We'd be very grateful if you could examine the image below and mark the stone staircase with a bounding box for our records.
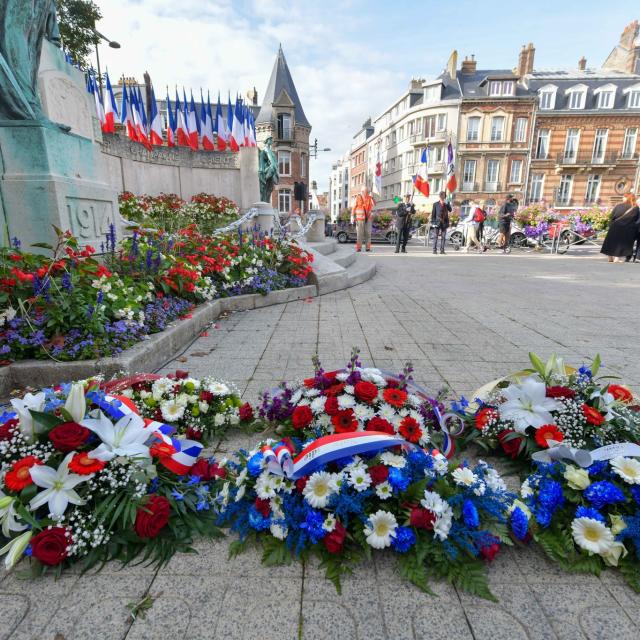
[301,239,377,295]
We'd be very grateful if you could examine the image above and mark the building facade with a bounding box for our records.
[328,154,350,222]
[349,119,374,201]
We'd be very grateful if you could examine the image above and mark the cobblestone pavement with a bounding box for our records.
[4,244,640,639]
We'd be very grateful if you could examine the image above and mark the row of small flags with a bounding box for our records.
[87,71,256,152]
[411,142,457,197]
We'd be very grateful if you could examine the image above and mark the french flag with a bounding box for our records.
[102,73,118,134]
[230,96,243,151]
[166,90,176,147]
[413,147,430,197]
[175,90,189,147]
[89,74,106,131]
[242,104,250,147]
[120,84,138,142]
[214,94,228,151]
[131,88,151,150]
[187,91,199,150]
[248,111,257,147]
[149,86,163,146]
[446,141,457,194]
[200,89,214,151]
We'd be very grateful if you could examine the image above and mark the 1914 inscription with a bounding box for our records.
[66,197,115,241]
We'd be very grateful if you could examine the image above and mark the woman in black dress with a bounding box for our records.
[601,193,640,263]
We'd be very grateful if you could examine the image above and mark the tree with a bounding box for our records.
[56,0,102,67]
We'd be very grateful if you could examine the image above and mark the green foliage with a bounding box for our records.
[397,550,435,595]
[56,0,102,66]
[261,537,292,566]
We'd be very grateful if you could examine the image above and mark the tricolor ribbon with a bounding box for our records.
[532,441,640,468]
[101,373,162,395]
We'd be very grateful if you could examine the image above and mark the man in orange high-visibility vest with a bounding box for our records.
[351,186,375,252]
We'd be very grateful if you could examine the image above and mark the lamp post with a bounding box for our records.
[92,29,120,100]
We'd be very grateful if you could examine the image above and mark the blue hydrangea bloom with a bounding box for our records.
[584,481,626,509]
[391,526,416,553]
[462,499,480,528]
[575,506,605,523]
[248,506,270,531]
[534,507,552,528]
[302,509,326,543]
[247,452,264,477]
[388,467,410,492]
[538,480,565,512]
[511,507,529,540]
[630,486,640,505]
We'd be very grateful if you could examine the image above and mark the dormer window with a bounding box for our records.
[489,80,515,96]
[538,85,557,110]
[624,84,640,108]
[594,84,616,109]
[566,85,588,110]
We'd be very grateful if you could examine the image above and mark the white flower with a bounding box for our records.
[235,485,246,501]
[380,452,406,468]
[184,378,201,389]
[161,399,186,422]
[64,382,87,422]
[214,413,226,426]
[602,541,627,567]
[364,510,397,549]
[303,471,337,508]
[498,377,561,432]
[255,472,277,499]
[571,517,615,555]
[484,467,507,492]
[378,404,397,422]
[336,372,349,382]
[322,513,337,532]
[563,465,591,490]
[433,507,453,541]
[432,454,449,476]
[29,452,91,518]
[610,457,640,485]
[235,469,248,486]
[10,392,46,442]
[360,368,385,386]
[349,468,372,492]
[207,381,230,396]
[421,490,447,515]
[520,480,534,498]
[0,530,32,570]
[0,493,27,537]
[344,385,355,395]
[375,481,392,500]
[270,523,288,540]
[310,396,326,414]
[451,467,478,487]
[81,411,153,462]
[337,394,356,409]
[151,378,174,400]
[354,404,375,422]
[198,401,210,413]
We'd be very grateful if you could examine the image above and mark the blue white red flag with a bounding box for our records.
[149,86,163,146]
[446,141,457,193]
[120,84,138,142]
[166,90,176,147]
[187,91,199,150]
[175,90,189,147]
[200,89,214,151]
[413,147,430,197]
[102,73,118,133]
[89,74,106,131]
[229,96,242,151]
[214,93,228,151]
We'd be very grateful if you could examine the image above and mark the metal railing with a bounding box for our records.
[555,152,618,166]
[276,127,293,141]
[484,182,502,193]
[461,182,478,192]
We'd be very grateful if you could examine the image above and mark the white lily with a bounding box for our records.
[10,392,46,442]
[498,377,561,433]
[0,491,28,537]
[0,530,32,570]
[29,452,91,518]
[81,411,153,462]
[590,389,616,420]
[64,382,87,423]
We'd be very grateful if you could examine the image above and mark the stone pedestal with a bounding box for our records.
[289,215,302,235]
[248,201,277,235]
[238,147,260,209]
[305,211,326,242]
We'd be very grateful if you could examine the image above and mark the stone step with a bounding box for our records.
[345,253,377,288]
[306,238,338,255]
[331,244,357,268]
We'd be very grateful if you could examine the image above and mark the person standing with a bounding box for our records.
[463,202,484,252]
[431,191,451,254]
[601,192,640,263]
[351,186,375,252]
[394,194,415,253]
[497,194,516,253]
[476,199,487,243]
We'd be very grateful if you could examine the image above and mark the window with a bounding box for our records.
[509,159,523,184]
[585,175,601,203]
[567,89,586,110]
[436,113,447,131]
[390,157,396,171]
[277,151,291,176]
[557,175,573,205]
[424,85,440,102]
[397,154,403,169]
[539,91,555,110]
[461,200,471,216]
[277,113,292,140]
[514,118,528,142]
[408,121,414,135]
[278,189,291,213]
[399,126,404,139]
[384,160,389,173]
[382,186,388,199]
[425,116,437,138]
[300,153,307,178]
[535,129,550,159]
[415,118,423,134]
[502,81,514,96]
[596,91,614,109]
[628,90,640,108]
[563,128,580,161]
[462,160,476,190]
[529,173,544,201]
[435,146,444,163]
[592,128,608,163]
[466,116,480,141]
[622,128,638,158]
[430,177,442,193]
[489,81,502,96]
[490,116,505,141]
[405,151,413,167]
[485,160,499,190]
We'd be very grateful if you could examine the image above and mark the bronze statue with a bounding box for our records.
[0,0,60,120]
[258,136,279,203]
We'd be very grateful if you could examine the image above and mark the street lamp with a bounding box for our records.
[92,29,121,99]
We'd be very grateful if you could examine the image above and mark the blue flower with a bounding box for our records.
[462,499,480,528]
[534,507,552,528]
[538,479,565,512]
[196,500,210,511]
[575,506,605,523]
[301,509,326,543]
[391,526,416,553]
[584,481,625,509]
[511,507,529,539]
[247,452,264,477]
[147,477,160,493]
[171,489,184,501]
[388,467,410,492]
[630,486,640,505]
[248,506,270,530]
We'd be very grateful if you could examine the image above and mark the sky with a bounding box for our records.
[94,0,637,191]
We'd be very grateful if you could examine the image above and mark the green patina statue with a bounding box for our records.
[258,136,279,203]
[0,0,60,120]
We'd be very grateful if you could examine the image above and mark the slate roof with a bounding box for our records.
[256,45,311,127]
[456,69,530,98]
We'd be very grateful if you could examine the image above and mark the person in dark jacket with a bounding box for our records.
[497,194,516,253]
[601,192,640,262]
[431,191,451,254]
[394,194,415,253]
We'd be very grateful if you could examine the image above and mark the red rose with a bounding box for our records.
[365,416,395,435]
[30,527,70,566]
[295,477,308,493]
[409,507,436,530]
[324,397,340,416]
[368,464,389,485]
[239,402,254,421]
[331,409,358,433]
[325,383,346,397]
[0,418,18,441]
[323,521,347,554]
[534,424,564,449]
[291,405,313,430]
[303,378,317,388]
[354,381,378,404]
[608,384,634,404]
[546,386,576,399]
[498,429,523,459]
[474,407,498,430]
[190,459,210,479]
[48,422,90,452]
[399,416,422,443]
[480,543,500,562]
[255,497,271,517]
[186,427,203,441]
[209,462,227,479]
[175,369,189,379]
[383,388,408,408]
[582,404,605,426]
[134,494,171,539]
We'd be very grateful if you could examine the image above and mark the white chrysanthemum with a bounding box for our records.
[364,510,397,549]
[571,517,615,555]
[161,399,186,422]
[432,454,449,476]
[323,513,337,532]
[317,414,331,428]
[344,385,355,395]
[305,388,321,398]
[184,378,201,389]
[198,401,210,413]
[152,378,174,400]
[380,452,406,468]
[408,410,424,425]
[344,456,366,473]
[207,381,230,396]
[378,404,397,422]
[407,394,421,407]
[421,490,447,515]
[332,472,345,492]
[270,523,288,540]
[433,506,453,541]
[360,368,385,386]
[303,472,337,508]
[520,480,533,498]
[338,394,356,409]
[175,393,190,407]
[354,404,375,422]
[255,472,277,499]
[336,372,349,382]
[452,467,478,487]
[214,413,226,426]
[290,389,303,404]
[610,457,640,485]
[418,430,431,447]
[310,396,326,414]
[375,481,393,500]
[349,468,372,492]
[485,468,507,492]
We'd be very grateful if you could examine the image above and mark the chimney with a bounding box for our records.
[517,45,527,76]
[524,43,535,74]
[578,56,587,70]
[445,50,458,78]
[461,54,477,74]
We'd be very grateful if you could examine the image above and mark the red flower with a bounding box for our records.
[399,416,422,443]
[365,416,395,435]
[323,520,347,554]
[474,407,499,430]
[134,494,171,539]
[303,378,317,388]
[534,424,564,449]
[331,409,358,433]
[582,404,605,426]
[295,477,308,493]
[383,388,408,408]
[190,459,210,479]
[325,383,346,397]
[324,397,340,416]
[480,542,500,562]
[354,381,378,404]
[0,418,18,441]
[48,422,90,452]
[4,456,43,492]
[409,507,436,530]
[546,386,576,399]
[291,405,313,430]
[30,527,70,566]
[239,403,254,421]
[497,429,523,459]
[368,464,389,485]
[185,427,203,441]
[68,452,106,475]
[254,497,271,517]
[199,390,215,403]
[608,384,634,404]
[150,442,177,461]
[175,369,189,379]
[208,462,227,479]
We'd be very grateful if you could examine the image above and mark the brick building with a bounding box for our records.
[349,119,374,202]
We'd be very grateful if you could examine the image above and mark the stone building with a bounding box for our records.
[255,46,311,214]
[349,118,374,202]
[328,153,350,222]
